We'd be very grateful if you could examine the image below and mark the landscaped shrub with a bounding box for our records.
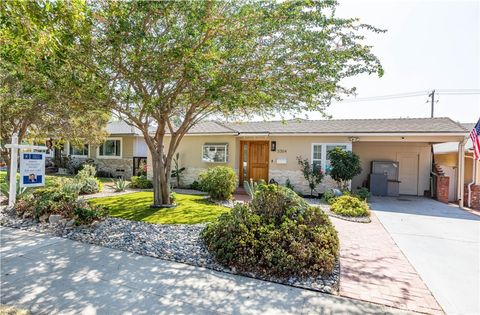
[190,180,202,191]
[79,178,102,195]
[243,179,265,198]
[355,187,371,201]
[129,175,153,189]
[198,166,237,200]
[202,184,339,278]
[330,195,370,217]
[15,186,108,225]
[297,156,324,197]
[74,203,108,225]
[73,164,102,194]
[322,190,337,204]
[328,148,362,190]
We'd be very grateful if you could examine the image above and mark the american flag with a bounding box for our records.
[470,118,480,160]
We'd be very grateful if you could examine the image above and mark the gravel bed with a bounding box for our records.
[304,198,371,223]
[0,208,339,294]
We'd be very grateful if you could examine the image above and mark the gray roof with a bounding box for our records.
[187,117,466,135]
[106,120,141,135]
[187,121,237,134]
[109,117,467,136]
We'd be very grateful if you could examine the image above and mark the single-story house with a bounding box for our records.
[146,117,469,203]
[62,120,148,178]
[433,123,479,207]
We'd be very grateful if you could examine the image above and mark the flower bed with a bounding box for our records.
[305,198,372,223]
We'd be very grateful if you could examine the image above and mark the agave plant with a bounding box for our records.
[113,178,127,192]
[243,179,265,198]
[0,180,30,200]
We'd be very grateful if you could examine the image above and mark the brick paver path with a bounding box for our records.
[332,213,444,314]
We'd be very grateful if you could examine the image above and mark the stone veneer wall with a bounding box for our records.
[269,169,339,196]
[172,167,240,188]
[69,157,133,179]
[95,158,133,179]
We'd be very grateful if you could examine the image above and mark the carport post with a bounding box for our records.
[458,139,466,208]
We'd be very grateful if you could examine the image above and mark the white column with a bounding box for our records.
[8,133,18,208]
[458,140,466,208]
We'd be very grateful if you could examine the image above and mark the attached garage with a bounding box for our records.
[352,142,432,196]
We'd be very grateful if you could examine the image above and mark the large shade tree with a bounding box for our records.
[79,0,384,206]
[0,0,109,179]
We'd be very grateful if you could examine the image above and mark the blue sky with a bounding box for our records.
[286,0,480,123]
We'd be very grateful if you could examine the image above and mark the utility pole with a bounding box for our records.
[428,89,435,118]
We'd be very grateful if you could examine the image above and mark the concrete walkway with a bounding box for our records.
[0,227,407,315]
[371,197,480,315]
[332,215,443,315]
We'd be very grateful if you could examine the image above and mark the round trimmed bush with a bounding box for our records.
[330,195,370,217]
[202,184,339,277]
[199,166,237,200]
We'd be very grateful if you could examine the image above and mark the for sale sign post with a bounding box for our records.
[20,152,45,187]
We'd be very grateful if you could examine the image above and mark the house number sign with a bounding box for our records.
[277,149,287,153]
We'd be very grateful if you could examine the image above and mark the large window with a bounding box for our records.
[98,138,122,158]
[311,143,351,174]
[69,143,89,157]
[202,143,228,163]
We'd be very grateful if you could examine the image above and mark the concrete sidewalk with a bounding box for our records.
[1,226,408,315]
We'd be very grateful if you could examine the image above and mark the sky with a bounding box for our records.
[278,0,480,123]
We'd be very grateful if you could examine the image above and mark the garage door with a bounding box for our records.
[397,153,419,195]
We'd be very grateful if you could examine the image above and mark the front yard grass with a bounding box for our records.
[89,192,230,224]
[0,171,113,187]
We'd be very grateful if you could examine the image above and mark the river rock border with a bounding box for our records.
[0,208,340,295]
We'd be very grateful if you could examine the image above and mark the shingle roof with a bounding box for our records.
[106,120,141,135]
[111,117,467,136]
[186,117,466,135]
[187,121,237,134]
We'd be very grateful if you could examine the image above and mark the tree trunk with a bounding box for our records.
[150,150,171,207]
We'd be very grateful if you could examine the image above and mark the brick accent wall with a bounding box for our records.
[436,176,449,203]
[464,184,480,210]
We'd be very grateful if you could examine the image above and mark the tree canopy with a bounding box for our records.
[0,0,109,170]
[2,0,384,206]
[77,0,384,205]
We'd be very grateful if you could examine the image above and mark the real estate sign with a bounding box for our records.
[19,152,45,187]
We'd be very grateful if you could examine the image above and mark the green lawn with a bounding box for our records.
[89,192,230,224]
[0,171,113,187]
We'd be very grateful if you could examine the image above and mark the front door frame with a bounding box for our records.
[239,140,270,185]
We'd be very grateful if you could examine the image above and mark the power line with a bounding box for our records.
[335,89,480,103]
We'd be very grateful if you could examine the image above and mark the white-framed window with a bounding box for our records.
[202,143,228,163]
[98,138,122,158]
[68,143,89,158]
[311,143,352,174]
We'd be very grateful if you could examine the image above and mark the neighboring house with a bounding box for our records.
[146,117,467,200]
[66,120,148,178]
[434,123,479,205]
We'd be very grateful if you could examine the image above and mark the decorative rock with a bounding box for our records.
[0,208,340,295]
[48,214,63,224]
[39,214,49,223]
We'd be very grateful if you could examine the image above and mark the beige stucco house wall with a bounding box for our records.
[147,134,464,197]
[145,118,467,198]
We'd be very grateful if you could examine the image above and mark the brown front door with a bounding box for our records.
[240,141,269,184]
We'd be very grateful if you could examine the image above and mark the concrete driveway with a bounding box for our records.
[371,197,480,315]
